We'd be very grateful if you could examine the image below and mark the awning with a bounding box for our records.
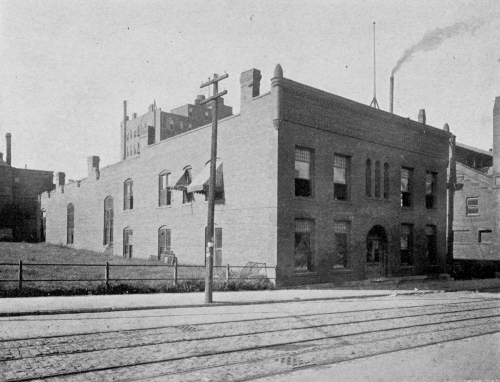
[169,169,192,190]
[166,170,185,190]
[187,159,223,194]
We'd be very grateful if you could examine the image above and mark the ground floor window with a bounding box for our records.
[400,224,413,266]
[123,228,133,259]
[295,219,314,271]
[333,221,349,268]
[425,225,437,265]
[158,227,171,256]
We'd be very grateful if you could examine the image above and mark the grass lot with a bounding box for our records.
[0,242,272,296]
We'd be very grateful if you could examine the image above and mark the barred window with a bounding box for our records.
[295,147,312,197]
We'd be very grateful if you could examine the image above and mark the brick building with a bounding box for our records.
[41,65,450,285]
[451,97,500,265]
[0,133,54,241]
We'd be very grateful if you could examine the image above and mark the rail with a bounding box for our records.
[0,260,276,290]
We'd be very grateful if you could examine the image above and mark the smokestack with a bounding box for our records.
[5,133,11,166]
[418,109,426,124]
[390,76,394,114]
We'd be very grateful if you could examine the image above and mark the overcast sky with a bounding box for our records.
[0,0,498,180]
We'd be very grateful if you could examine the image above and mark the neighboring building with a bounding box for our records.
[452,97,500,264]
[0,133,54,241]
[41,65,450,285]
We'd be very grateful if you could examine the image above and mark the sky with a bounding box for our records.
[0,0,499,180]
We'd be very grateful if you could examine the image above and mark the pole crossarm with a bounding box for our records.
[200,90,228,105]
[200,73,229,88]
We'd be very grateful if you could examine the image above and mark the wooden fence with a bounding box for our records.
[0,260,275,290]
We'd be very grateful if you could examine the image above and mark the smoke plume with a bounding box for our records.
[391,17,485,75]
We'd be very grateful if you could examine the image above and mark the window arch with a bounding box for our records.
[374,161,381,198]
[365,159,372,197]
[123,227,133,258]
[103,196,114,245]
[383,163,389,199]
[67,203,74,244]
[124,179,133,210]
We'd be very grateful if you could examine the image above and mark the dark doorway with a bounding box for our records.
[366,225,388,278]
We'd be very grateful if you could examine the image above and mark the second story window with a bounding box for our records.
[159,172,172,207]
[425,172,437,209]
[124,179,133,210]
[466,197,479,215]
[334,154,348,201]
[295,147,312,197]
[383,163,389,199]
[375,161,381,198]
[401,167,412,207]
[365,159,372,197]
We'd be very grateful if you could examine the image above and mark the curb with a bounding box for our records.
[0,290,439,317]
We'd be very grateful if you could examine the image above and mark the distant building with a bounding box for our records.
[451,97,500,264]
[0,133,54,241]
[41,65,450,285]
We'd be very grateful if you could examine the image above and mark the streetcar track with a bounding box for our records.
[1,302,499,361]
[5,314,500,382]
[0,298,495,343]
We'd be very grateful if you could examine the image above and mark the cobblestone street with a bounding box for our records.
[1,292,499,381]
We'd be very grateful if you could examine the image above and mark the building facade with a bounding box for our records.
[0,133,54,241]
[41,65,450,285]
[452,97,500,267]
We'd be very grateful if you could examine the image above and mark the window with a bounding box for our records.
[66,203,74,244]
[478,229,493,243]
[188,107,193,117]
[401,167,412,207]
[295,219,314,271]
[334,154,348,201]
[295,147,312,197]
[383,163,389,199]
[124,179,133,210]
[158,227,171,256]
[180,121,184,130]
[466,197,479,215]
[375,161,381,198]
[103,196,114,245]
[333,221,349,268]
[159,172,172,206]
[123,227,133,259]
[425,225,437,265]
[425,172,437,209]
[365,159,372,197]
[400,224,413,266]
[169,118,174,130]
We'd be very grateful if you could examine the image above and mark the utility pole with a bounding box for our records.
[200,72,228,303]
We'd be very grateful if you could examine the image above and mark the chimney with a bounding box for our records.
[418,109,426,124]
[195,95,205,105]
[390,76,394,114]
[240,68,262,107]
[55,172,65,188]
[5,133,11,166]
[87,156,100,180]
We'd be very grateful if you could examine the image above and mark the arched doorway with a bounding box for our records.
[366,225,388,279]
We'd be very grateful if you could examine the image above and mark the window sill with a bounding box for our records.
[294,270,318,276]
[157,205,172,209]
[123,209,134,213]
[294,196,315,201]
[331,268,353,273]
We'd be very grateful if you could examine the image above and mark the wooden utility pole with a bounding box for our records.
[200,72,228,303]
[447,133,456,268]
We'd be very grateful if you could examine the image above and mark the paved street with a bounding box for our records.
[1,291,499,381]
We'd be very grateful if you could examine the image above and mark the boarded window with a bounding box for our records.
[295,148,312,197]
[67,203,74,245]
[334,154,348,201]
[295,219,314,271]
[103,196,114,245]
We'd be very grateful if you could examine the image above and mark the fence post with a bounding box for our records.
[105,262,109,291]
[226,263,230,281]
[173,258,178,287]
[18,260,23,291]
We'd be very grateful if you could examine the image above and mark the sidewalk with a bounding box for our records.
[0,288,440,317]
[1,277,499,317]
